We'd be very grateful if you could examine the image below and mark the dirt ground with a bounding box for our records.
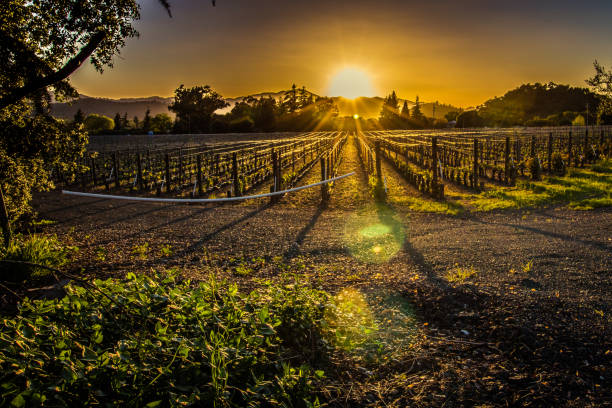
[31,136,612,406]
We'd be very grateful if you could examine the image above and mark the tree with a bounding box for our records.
[0,0,199,245]
[113,112,122,130]
[168,85,228,133]
[133,116,140,130]
[411,95,425,122]
[150,113,173,134]
[379,91,400,129]
[74,109,85,124]
[283,84,299,113]
[142,109,152,132]
[445,111,460,122]
[400,100,410,118]
[84,114,115,134]
[586,60,612,123]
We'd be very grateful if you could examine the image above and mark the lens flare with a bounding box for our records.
[344,205,405,264]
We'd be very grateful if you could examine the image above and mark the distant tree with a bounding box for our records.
[113,113,122,130]
[150,113,173,133]
[586,60,612,123]
[378,91,400,128]
[252,97,277,132]
[411,95,425,122]
[122,112,129,129]
[456,110,484,128]
[84,114,115,134]
[73,109,85,124]
[445,111,460,122]
[168,84,228,133]
[478,82,600,127]
[400,100,410,118]
[283,84,299,113]
[133,116,140,129]
[142,108,152,132]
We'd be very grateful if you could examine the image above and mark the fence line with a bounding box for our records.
[62,172,355,203]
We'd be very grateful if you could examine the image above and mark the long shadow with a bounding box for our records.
[168,203,272,260]
[93,203,176,229]
[283,205,325,261]
[39,197,109,215]
[56,201,134,224]
[470,216,612,253]
[92,204,218,246]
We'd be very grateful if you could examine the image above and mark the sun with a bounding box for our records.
[327,67,376,99]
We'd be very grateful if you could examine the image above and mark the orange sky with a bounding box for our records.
[70,0,612,108]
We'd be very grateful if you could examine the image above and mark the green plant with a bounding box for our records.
[368,175,386,202]
[131,242,149,260]
[95,246,107,262]
[527,157,542,180]
[552,152,566,175]
[0,272,327,407]
[0,234,75,282]
[159,244,173,257]
[445,266,477,283]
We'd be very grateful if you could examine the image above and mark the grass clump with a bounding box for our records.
[0,234,75,283]
[470,159,612,211]
[0,272,329,407]
[445,266,477,283]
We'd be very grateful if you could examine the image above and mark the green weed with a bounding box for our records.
[0,234,76,282]
[445,266,477,283]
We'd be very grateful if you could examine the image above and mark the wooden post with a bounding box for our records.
[178,154,183,188]
[0,185,11,248]
[473,138,479,189]
[375,140,382,182]
[112,152,120,189]
[137,153,144,191]
[547,132,553,173]
[165,153,171,192]
[504,136,510,184]
[582,128,589,161]
[431,137,438,185]
[567,131,572,167]
[232,152,240,196]
[90,155,97,187]
[584,128,589,162]
[320,157,329,203]
[196,154,203,195]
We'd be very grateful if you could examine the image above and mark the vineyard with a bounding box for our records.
[22,126,612,407]
[60,126,612,210]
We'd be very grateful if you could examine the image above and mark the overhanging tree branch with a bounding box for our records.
[0,30,106,110]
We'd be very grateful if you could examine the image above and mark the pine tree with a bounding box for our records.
[133,116,140,129]
[122,112,128,128]
[113,112,122,130]
[283,84,298,113]
[73,108,85,124]
[411,95,424,121]
[400,100,410,118]
[142,108,151,132]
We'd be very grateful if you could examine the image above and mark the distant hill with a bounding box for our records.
[51,92,460,121]
[50,95,174,120]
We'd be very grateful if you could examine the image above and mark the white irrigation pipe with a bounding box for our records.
[62,172,356,203]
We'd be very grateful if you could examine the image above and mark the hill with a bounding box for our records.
[50,95,173,120]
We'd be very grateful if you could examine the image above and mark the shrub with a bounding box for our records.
[0,234,74,283]
[0,272,327,407]
[527,157,542,180]
[552,152,566,175]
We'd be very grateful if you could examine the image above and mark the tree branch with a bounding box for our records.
[0,30,106,110]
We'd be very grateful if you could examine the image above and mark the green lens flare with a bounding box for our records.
[344,205,405,264]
